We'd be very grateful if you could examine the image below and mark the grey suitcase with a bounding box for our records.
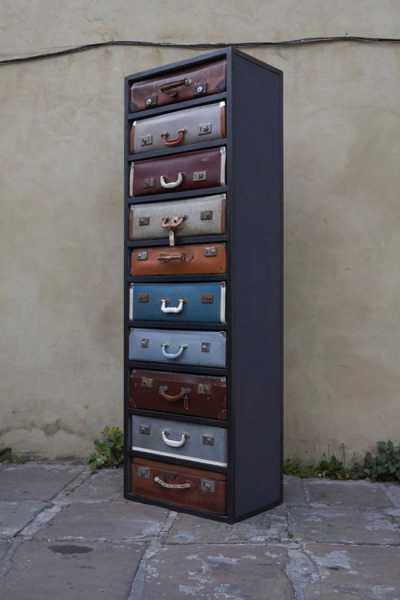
[129,194,226,242]
[131,415,228,467]
[131,101,226,154]
[129,328,226,367]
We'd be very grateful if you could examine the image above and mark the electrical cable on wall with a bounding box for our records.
[0,36,400,66]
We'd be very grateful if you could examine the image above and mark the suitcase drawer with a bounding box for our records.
[131,416,227,467]
[129,282,226,324]
[129,147,226,197]
[129,328,226,368]
[130,101,226,154]
[132,458,227,514]
[130,243,226,276]
[129,369,227,420]
[129,194,226,242]
[129,59,226,112]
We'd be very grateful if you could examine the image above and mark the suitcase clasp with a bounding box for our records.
[139,424,151,435]
[200,479,215,493]
[198,122,212,136]
[137,466,150,479]
[204,246,217,257]
[193,170,207,182]
[202,434,215,446]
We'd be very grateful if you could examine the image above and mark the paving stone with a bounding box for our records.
[305,479,392,509]
[0,541,10,562]
[65,468,123,503]
[0,464,84,501]
[304,543,400,600]
[284,475,308,504]
[0,501,46,538]
[35,500,168,542]
[133,543,293,600]
[0,539,144,600]
[167,509,287,544]
[384,483,400,508]
[289,505,400,544]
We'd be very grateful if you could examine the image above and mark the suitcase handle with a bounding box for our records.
[154,475,191,489]
[160,298,184,314]
[159,386,190,402]
[161,128,186,146]
[161,430,188,448]
[159,78,191,96]
[160,173,183,189]
[157,252,186,263]
[161,215,186,231]
[161,343,187,360]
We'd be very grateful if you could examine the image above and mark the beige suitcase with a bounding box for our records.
[129,194,226,243]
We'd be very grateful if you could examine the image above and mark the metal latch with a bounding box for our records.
[138,293,150,303]
[138,216,150,226]
[198,122,212,136]
[137,250,148,261]
[140,338,149,348]
[141,134,153,146]
[139,424,151,435]
[194,83,207,96]
[137,466,150,479]
[204,246,217,257]
[200,479,215,493]
[197,383,211,395]
[143,177,155,189]
[201,342,210,353]
[193,170,207,182]
[200,210,213,221]
[202,434,215,446]
[140,376,153,388]
[201,294,214,304]
[145,95,157,107]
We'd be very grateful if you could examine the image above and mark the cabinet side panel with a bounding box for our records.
[230,53,283,517]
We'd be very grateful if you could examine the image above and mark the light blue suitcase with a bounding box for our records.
[129,328,226,367]
[131,415,227,467]
[129,282,226,324]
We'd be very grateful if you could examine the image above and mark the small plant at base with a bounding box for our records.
[362,441,400,482]
[88,426,123,471]
[285,441,400,483]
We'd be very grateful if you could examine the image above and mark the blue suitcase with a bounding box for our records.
[129,328,226,367]
[129,282,226,324]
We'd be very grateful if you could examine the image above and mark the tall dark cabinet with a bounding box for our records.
[124,48,283,522]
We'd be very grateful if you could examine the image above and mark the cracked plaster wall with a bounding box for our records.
[0,1,400,458]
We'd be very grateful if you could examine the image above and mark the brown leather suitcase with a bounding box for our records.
[129,59,226,112]
[129,147,226,197]
[129,369,227,419]
[132,457,227,514]
[130,243,227,276]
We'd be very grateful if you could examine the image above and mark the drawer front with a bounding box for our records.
[129,369,227,420]
[129,194,226,241]
[131,416,227,466]
[130,59,226,112]
[129,328,226,368]
[129,147,225,197]
[129,282,226,324]
[132,458,227,514]
[131,102,226,154]
[130,243,226,276]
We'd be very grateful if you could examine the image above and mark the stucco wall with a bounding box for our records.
[0,1,399,460]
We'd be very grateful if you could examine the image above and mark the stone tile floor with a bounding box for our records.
[1,463,400,598]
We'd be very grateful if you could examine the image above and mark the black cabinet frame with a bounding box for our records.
[124,48,283,523]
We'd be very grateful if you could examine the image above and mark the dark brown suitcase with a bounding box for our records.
[130,242,227,276]
[130,59,226,112]
[129,369,227,419]
[132,457,227,514]
[129,147,226,197]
